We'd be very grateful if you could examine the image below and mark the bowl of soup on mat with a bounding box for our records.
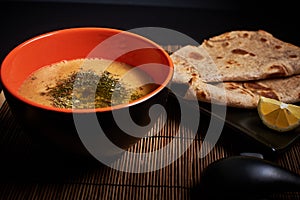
[0,27,173,159]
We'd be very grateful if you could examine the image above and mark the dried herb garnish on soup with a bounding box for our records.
[47,70,139,109]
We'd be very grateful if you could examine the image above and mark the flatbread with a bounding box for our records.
[197,30,300,82]
[170,45,300,108]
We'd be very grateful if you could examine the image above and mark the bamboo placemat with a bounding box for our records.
[1,97,300,199]
[0,46,300,199]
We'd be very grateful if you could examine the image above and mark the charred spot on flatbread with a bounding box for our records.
[265,64,288,78]
[289,54,298,58]
[188,52,204,60]
[243,82,279,100]
[231,48,248,55]
[226,59,241,66]
[231,48,256,57]
[222,42,230,47]
[196,89,207,99]
[257,91,279,100]
[204,40,214,48]
[225,83,240,90]
[188,77,197,85]
[226,83,255,97]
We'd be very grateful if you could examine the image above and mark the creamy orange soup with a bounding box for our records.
[18,58,157,109]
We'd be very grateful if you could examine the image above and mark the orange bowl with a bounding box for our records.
[0,27,173,159]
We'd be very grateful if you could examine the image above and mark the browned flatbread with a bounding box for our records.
[196,30,300,82]
[170,45,300,108]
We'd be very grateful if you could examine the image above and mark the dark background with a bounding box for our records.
[0,0,299,61]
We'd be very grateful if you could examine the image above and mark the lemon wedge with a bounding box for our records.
[257,96,300,132]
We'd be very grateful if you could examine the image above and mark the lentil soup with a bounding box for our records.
[18,58,157,109]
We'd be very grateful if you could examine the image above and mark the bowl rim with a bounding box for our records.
[0,27,174,113]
